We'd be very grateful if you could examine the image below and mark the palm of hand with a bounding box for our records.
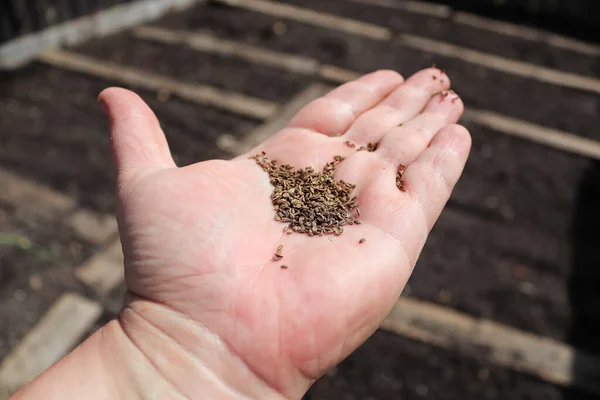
[101,68,470,397]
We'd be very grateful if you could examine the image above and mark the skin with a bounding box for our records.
[10,68,470,400]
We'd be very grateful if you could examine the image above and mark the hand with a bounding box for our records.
[98,68,470,399]
[12,68,468,400]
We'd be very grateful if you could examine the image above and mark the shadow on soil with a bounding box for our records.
[428,0,600,44]
[566,160,600,400]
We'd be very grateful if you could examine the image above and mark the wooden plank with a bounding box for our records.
[0,0,206,69]
[38,50,278,120]
[318,64,361,84]
[213,0,392,41]
[0,294,102,398]
[134,26,320,76]
[399,34,600,95]
[67,210,118,245]
[0,168,119,243]
[75,240,125,295]
[218,83,330,155]
[382,297,600,395]
[134,26,359,85]
[0,168,75,219]
[452,12,600,57]
[463,109,600,161]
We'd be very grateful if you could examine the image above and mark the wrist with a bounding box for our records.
[9,319,130,399]
[11,296,288,400]
[114,294,288,400]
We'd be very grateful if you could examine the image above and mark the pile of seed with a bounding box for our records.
[251,153,360,236]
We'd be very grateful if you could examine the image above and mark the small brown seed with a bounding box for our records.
[359,238,366,244]
[396,178,406,192]
[280,265,289,269]
[367,142,378,152]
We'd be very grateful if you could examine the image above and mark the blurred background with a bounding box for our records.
[1,0,599,399]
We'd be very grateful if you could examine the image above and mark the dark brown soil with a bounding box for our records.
[0,204,98,360]
[378,121,595,343]
[75,31,310,103]
[305,331,597,400]
[2,1,600,399]
[280,0,600,77]
[0,63,259,213]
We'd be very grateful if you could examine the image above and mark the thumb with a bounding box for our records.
[98,87,176,187]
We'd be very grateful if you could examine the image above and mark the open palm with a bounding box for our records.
[99,68,470,399]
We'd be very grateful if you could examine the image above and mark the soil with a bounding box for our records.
[0,63,259,213]
[2,0,600,399]
[159,2,600,141]
[427,0,600,43]
[280,0,600,77]
[0,202,98,360]
[76,31,310,103]
[304,331,597,400]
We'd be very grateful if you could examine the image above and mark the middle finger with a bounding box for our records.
[343,67,450,146]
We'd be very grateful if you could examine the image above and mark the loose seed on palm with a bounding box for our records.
[252,153,360,237]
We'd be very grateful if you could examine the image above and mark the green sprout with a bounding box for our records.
[0,233,60,264]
